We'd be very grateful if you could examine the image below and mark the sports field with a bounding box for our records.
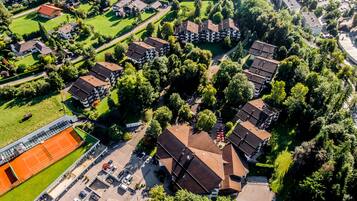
[0,127,82,195]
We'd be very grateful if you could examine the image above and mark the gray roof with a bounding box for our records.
[282,0,301,11]
[302,12,322,29]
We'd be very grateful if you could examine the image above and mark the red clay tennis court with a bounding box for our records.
[0,127,82,195]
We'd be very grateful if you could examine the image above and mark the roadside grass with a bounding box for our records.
[14,53,39,67]
[0,93,71,147]
[10,12,72,36]
[0,129,92,201]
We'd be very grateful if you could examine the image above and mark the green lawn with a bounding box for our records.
[85,10,154,37]
[95,89,119,115]
[10,12,72,36]
[76,3,92,12]
[0,93,71,147]
[180,1,212,19]
[196,43,229,56]
[0,130,93,201]
[14,54,39,67]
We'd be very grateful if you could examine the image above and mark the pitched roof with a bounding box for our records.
[157,124,225,194]
[302,11,322,29]
[68,75,108,100]
[126,41,155,61]
[38,4,62,17]
[235,99,278,128]
[126,0,148,11]
[90,62,123,82]
[34,41,52,55]
[144,37,169,50]
[249,40,277,59]
[228,121,271,157]
[200,20,219,33]
[249,56,279,79]
[243,70,267,93]
[150,1,162,9]
[114,0,132,8]
[12,40,37,53]
[219,18,239,31]
[58,23,77,34]
[176,21,199,34]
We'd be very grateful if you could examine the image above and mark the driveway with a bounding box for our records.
[0,71,47,87]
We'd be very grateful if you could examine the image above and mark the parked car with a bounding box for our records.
[119,183,128,191]
[79,191,87,199]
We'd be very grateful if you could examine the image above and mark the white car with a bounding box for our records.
[119,183,128,190]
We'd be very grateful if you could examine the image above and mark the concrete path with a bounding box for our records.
[12,5,41,19]
[0,71,47,87]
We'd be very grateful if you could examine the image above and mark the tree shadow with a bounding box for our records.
[4,92,59,109]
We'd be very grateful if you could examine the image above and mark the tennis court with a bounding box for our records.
[0,127,82,195]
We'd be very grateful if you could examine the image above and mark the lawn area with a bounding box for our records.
[76,3,92,12]
[0,93,71,147]
[180,0,212,19]
[10,12,73,36]
[95,89,119,115]
[14,53,39,67]
[0,135,92,201]
[196,43,228,56]
[85,10,154,37]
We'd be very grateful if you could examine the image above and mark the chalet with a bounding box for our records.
[175,21,200,43]
[38,4,62,19]
[11,40,52,56]
[234,99,279,130]
[301,12,322,36]
[199,20,220,42]
[243,70,267,97]
[144,37,170,56]
[228,121,271,161]
[156,125,248,195]
[248,56,279,81]
[57,23,78,39]
[249,40,277,59]
[218,18,240,41]
[68,75,110,107]
[113,0,147,17]
[126,41,157,64]
[148,1,162,11]
[89,62,123,86]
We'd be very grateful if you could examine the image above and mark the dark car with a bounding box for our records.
[79,191,87,199]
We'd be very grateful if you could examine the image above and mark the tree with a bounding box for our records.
[196,109,217,132]
[263,80,286,106]
[149,185,167,201]
[38,22,50,41]
[230,42,244,61]
[201,84,217,107]
[224,36,232,48]
[0,3,11,32]
[146,22,155,37]
[284,83,309,117]
[224,73,254,106]
[276,56,309,90]
[160,22,174,40]
[154,106,173,128]
[186,47,212,66]
[109,124,123,141]
[353,14,357,27]
[60,64,79,81]
[169,93,185,113]
[212,12,224,24]
[194,0,202,17]
[213,60,242,92]
[171,0,180,11]
[47,72,64,91]
[114,43,128,61]
[178,104,193,121]
[146,119,162,138]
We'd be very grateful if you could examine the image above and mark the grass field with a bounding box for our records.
[85,10,154,37]
[10,12,72,36]
[0,93,71,147]
[14,54,39,67]
[180,1,212,19]
[95,89,119,115]
[0,128,94,201]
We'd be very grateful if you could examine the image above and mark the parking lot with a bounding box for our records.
[59,125,162,201]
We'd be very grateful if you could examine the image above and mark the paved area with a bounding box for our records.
[0,71,47,87]
[237,177,275,201]
[58,125,162,201]
[339,33,357,65]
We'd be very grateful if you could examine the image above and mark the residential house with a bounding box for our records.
[148,1,162,11]
[248,40,277,59]
[68,75,110,107]
[113,0,147,17]
[243,70,267,97]
[199,20,220,42]
[11,40,52,56]
[144,37,170,56]
[57,23,78,39]
[38,4,62,19]
[234,99,279,130]
[89,62,123,86]
[218,18,240,41]
[175,21,200,43]
[248,56,279,81]
[156,124,249,196]
[301,12,323,36]
[273,0,301,13]
[228,121,272,161]
[126,41,157,64]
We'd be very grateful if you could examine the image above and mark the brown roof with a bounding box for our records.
[228,121,271,157]
[126,41,155,61]
[221,144,249,192]
[58,23,77,34]
[144,37,169,50]
[219,18,239,31]
[114,0,131,8]
[90,62,123,82]
[129,0,148,11]
[68,75,108,100]
[38,4,62,17]
[176,21,199,34]
[249,56,279,79]
[150,1,162,9]
[243,70,266,93]
[200,20,219,32]
[249,41,277,59]
[12,40,37,53]
[157,124,224,194]
[235,99,278,127]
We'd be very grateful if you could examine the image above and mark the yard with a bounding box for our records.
[95,89,119,115]
[180,0,212,19]
[14,53,39,67]
[0,93,71,147]
[10,12,73,36]
[0,129,94,201]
